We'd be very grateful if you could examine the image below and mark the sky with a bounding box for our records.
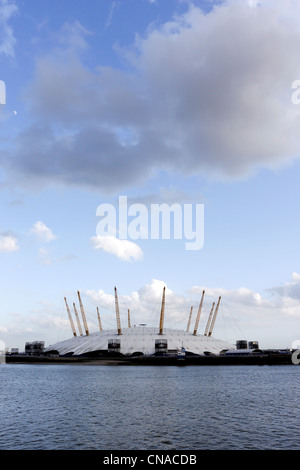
[1,0,300,351]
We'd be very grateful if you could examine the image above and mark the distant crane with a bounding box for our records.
[64,297,77,337]
[193,290,205,336]
[77,290,89,336]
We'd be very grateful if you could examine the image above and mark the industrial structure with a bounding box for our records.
[5,287,296,366]
[25,341,45,355]
[45,287,235,358]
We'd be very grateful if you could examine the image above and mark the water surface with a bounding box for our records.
[0,364,299,450]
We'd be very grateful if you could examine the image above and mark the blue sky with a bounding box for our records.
[1,0,300,351]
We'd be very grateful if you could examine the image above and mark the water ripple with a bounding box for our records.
[0,364,299,449]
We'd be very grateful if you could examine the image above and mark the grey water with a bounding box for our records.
[0,364,299,450]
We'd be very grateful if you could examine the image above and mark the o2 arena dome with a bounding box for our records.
[45,287,234,358]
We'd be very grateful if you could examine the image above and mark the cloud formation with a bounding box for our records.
[84,274,300,346]
[91,234,143,261]
[30,221,57,243]
[5,274,299,349]
[0,231,19,252]
[0,0,18,57]
[4,0,300,192]
[267,272,300,317]
[86,279,189,327]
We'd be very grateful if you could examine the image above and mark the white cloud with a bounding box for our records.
[189,274,300,345]
[247,0,260,7]
[268,272,300,305]
[58,19,92,52]
[105,2,120,29]
[0,232,19,252]
[87,275,299,345]
[292,272,300,283]
[0,0,18,57]
[86,279,188,327]
[30,221,57,243]
[90,234,143,262]
[190,285,270,309]
[9,274,300,350]
[38,248,52,265]
[85,277,276,341]
[5,1,300,191]
[86,289,115,309]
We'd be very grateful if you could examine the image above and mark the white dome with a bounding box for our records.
[45,327,234,357]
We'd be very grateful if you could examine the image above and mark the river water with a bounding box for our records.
[0,363,299,450]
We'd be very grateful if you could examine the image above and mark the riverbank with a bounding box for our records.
[3,350,296,366]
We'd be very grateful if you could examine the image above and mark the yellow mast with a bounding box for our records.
[159,286,166,335]
[186,306,193,332]
[128,309,131,328]
[64,297,77,337]
[204,302,215,336]
[77,290,89,336]
[114,287,122,335]
[208,296,221,337]
[97,307,103,332]
[193,290,205,336]
[73,303,83,336]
